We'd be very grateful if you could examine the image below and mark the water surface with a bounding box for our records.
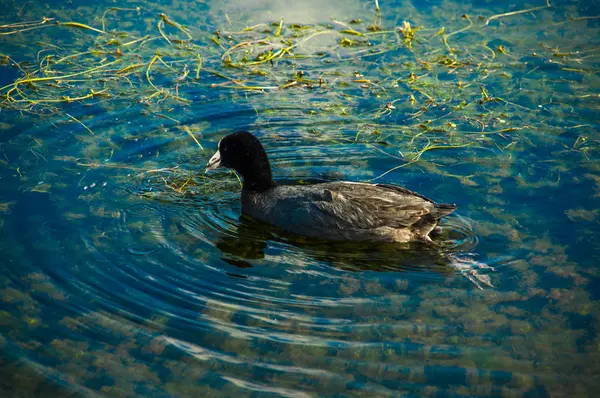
[0,0,599,396]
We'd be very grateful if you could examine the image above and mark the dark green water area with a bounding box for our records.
[0,0,599,396]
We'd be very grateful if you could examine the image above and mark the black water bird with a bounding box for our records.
[205,131,456,244]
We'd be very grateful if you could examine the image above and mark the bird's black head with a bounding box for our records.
[206,131,275,192]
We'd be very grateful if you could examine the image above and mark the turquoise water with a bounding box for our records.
[0,0,599,396]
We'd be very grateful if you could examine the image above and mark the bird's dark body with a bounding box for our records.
[242,181,455,243]
[206,131,456,243]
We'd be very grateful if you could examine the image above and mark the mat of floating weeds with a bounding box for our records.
[1,2,597,190]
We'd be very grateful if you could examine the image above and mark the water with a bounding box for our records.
[0,0,599,396]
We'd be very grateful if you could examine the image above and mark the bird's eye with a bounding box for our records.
[222,147,228,152]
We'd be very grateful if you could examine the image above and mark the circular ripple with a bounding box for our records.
[1,77,513,398]
[125,243,165,256]
[123,203,162,218]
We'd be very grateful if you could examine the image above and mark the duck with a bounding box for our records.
[205,131,456,244]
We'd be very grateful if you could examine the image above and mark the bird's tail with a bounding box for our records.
[433,203,456,218]
[413,203,456,240]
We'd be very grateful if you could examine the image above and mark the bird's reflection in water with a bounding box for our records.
[216,214,470,277]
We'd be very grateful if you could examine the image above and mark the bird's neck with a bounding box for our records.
[239,160,276,192]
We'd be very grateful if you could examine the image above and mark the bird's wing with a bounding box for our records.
[288,182,436,230]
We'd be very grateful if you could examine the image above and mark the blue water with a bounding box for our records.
[1,0,599,396]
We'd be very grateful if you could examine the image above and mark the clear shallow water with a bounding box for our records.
[0,0,599,396]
